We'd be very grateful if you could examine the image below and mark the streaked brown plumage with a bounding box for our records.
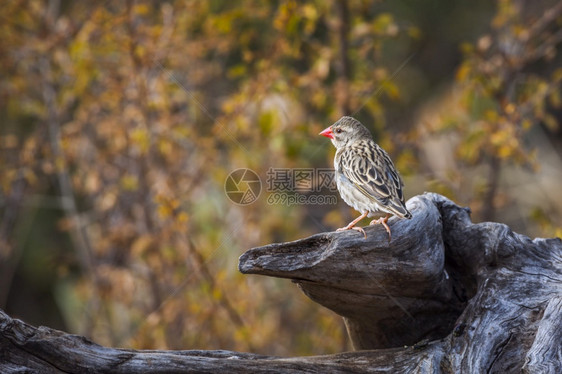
[319,116,411,240]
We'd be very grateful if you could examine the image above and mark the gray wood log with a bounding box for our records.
[1,193,560,373]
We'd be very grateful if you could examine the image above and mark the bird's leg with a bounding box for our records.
[370,214,391,242]
[337,211,368,239]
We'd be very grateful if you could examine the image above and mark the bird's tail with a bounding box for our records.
[388,201,412,219]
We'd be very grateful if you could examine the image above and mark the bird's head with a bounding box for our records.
[319,116,372,148]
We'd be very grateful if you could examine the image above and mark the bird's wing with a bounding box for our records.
[337,141,411,218]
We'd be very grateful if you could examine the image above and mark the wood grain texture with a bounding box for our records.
[1,193,560,373]
[240,194,466,349]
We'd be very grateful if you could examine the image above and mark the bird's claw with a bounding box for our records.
[336,211,369,239]
[369,216,391,242]
[337,226,367,239]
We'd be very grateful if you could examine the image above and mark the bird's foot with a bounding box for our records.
[336,225,367,239]
[337,212,369,239]
[369,215,391,242]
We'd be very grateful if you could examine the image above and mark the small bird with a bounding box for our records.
[319,116,411,240]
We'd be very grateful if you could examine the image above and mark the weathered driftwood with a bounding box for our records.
[241,192,464,350]
[1,193,560,373]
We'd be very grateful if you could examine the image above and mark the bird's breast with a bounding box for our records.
[334,167,390,217]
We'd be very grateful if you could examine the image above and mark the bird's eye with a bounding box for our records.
[335,128,343,134]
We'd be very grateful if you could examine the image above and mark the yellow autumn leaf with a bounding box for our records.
[456,63,471,82]
[131,235,153,256]
[120,174,139,191]
[176,211,189,224]
[130,128,150,153]
[158,204,171,219]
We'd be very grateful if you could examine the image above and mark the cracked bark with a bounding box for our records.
[1,193,560,373]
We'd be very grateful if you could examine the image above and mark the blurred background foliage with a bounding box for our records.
[1,0,561,356]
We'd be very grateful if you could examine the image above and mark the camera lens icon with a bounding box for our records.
[224,168,261,205]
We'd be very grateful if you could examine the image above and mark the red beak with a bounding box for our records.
[319,126,334,139]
